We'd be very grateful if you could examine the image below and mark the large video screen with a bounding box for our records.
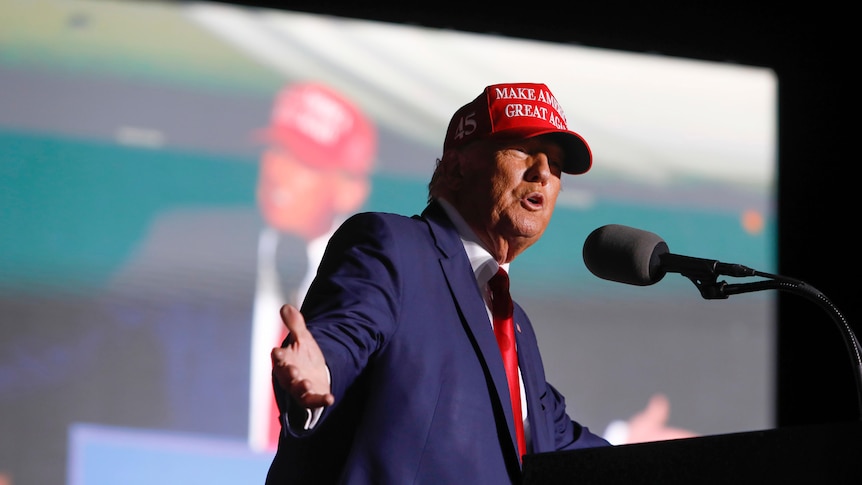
[0,0,777,483]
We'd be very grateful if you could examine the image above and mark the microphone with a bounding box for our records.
[582,224,756,286]
[582,224,862,418]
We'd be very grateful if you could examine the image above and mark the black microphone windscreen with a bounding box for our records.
[582,224,668,286]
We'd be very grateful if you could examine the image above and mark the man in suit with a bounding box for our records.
[266,82,611,484]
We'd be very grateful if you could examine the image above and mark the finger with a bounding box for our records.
[272,363,291,388]
[272,362,309,391]
[290,377,335,408]
[271,347,285,365]
[299,390,336,408]
[271,347,294,369]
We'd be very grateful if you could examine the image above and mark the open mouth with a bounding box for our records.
[523,192,544,209]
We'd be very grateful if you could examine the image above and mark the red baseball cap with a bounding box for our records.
[257,82,376,175]
[443,83,591,174]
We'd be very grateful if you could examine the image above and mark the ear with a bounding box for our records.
[440,150,465,191]
[334,174,371,213]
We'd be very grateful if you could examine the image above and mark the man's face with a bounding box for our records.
[454,135,564,262]
[257,147,339,240]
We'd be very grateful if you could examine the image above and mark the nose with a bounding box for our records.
[525,153,552,185]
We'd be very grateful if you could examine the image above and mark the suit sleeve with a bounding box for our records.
[274,212,404,431]
[514,303,612,452]
[545,382,612,450]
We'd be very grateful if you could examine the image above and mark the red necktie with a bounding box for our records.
[488,267,527,461]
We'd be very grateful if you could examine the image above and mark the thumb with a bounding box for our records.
[639,393,671,425]
[280,304,308,339]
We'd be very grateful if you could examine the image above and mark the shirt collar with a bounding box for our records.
[436,198,509,286]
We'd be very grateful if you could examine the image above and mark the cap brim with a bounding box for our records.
[492,128,592,175]
[546,131,592,175]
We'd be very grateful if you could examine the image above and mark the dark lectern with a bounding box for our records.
[522,421,862,484]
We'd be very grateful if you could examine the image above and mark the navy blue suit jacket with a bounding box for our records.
[267,201,609,484]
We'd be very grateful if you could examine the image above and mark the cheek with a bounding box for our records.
[547,183,561,206]
[266,185,333,232]
[258,158,330,217]
[258,153,295,195]
[483,168,518,198]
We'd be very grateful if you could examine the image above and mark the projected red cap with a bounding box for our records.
[444,82,591,174]
[257,82,376,174]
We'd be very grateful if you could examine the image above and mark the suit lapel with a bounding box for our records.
[421,202,523,462]
[512,306,551,453]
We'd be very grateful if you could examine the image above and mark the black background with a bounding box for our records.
[213,0,858,427]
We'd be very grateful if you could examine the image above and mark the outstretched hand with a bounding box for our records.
[271,304,335,409]
[625,393,698,443]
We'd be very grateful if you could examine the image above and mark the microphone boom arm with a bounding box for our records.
[679,268,862,420]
